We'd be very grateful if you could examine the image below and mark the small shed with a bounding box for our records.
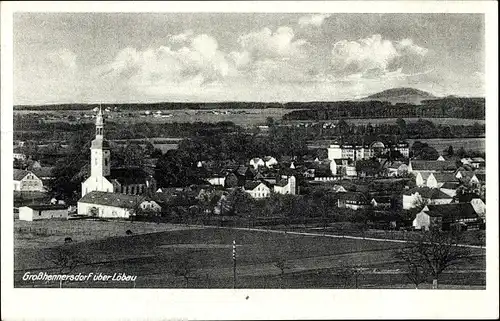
[19,204,69,221]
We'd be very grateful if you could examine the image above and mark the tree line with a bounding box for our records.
[283,98,485,120]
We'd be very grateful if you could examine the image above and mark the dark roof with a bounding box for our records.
[244,180,270,191]
[431,172,458,183]
[425,203,478,220]
[411,160,457,171]
[371,196,392,204]
[13,169,35,181]
[21,204,68,210]
[275,178,289,187]
[31,167,54,178]
[440,182,460,189]
[476,173,485,182]
[404,187,452,199]
[79,191,145,209]
[337,192,369,203]
[458,193,482,203]
[109,167,153,185]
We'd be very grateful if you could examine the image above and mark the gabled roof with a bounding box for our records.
[404,187,453,199]
[244,180,270,191]
[31,167,54,178]
[274,178,289,187]
[21,204,68,211]
[417,172,432,181]
[79,191,145,209]
[13,169,34,181]
[440,181,460,190]
[337,192,369,203]
[431,172,458,183]
[425,203,478,220]
[411,160,457,171]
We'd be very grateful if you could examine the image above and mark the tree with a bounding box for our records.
[446,145,454,157]
[44,245,88,287]
[396,247,429,289]
[402,230,472,289]
[170,251,199,287]
[274,257,291,288]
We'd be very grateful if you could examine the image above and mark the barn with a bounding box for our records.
[19,204,69,221]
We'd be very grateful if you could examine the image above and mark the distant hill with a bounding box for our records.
[361,87,437,105]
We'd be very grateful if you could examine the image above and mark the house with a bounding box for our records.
[337,192,370,210]
[370,196,392,208]
[264,156,278,168]
[415,172,432,187]
[243,181,271,199]
[77,191,160,218]
[456,171,479,185]
[31,166,55,186]
[458,193,486,220]
[440,181,460,197]
[330,158,356,177]
[426,172,459,188]
[470,157,485,169]
[249,158,265,169]
[273,176,297,195]
[385,161,409,177]
[19,204,68,221]
[402,187,453,210]
[13,147,27,161]
[436,155,446,161]
[413,203,479,231]
[13,169,45,192]
[408,160,457,173]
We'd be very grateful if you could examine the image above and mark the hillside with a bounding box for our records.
[361,87,437,105]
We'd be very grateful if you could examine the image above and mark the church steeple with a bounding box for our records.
[90,105,111,177]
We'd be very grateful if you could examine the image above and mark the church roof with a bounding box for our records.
[79,191,145,209]
[109,167,153,185]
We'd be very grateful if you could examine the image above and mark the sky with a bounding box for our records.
[13,13,485,104]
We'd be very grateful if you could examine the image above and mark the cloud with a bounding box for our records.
[331,34,429,78]
[237,26,310,60]
[47,49,77,70]
[168,30,194,44]
[298,13,331,27]
[396,38,428,56]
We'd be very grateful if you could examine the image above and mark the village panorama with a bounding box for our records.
[12,13,486,289]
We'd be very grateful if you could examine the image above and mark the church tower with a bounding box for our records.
[81,106,113,197]
[91,107,111,177]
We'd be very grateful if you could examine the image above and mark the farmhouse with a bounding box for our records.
[19,204,68,221]
[440,181,460,197]
[413,203,480,231]
[337,192,370,210]
[13,169,45,192]
[402,187,453,209]
[78,191,160,218]
[244,181,271,199]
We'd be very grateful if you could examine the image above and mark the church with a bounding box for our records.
[78,108,157,218]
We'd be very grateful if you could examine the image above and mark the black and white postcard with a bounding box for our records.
[1,1,498,320]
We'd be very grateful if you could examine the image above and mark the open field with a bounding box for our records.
[14,223,485,289]
[14,108,293,127]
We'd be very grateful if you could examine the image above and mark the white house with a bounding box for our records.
[264,156,278,168]
[249,158,265,169]
[243,181,271,199]
[13,169,45,192]
[77,191,159,218]
[273,176,296,195]
[19,204,68,221]
[207,176,226,187]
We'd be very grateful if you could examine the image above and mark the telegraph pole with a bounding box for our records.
[232,240,237,289]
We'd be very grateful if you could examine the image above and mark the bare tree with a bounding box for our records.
[396,247,429,289]
[402,230,472,289]
[274,257,291,288]
[43,245,87,288]
[170,251,198,287]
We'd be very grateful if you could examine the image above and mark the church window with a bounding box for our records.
[95,158,97,165]
[105,158,108,166]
